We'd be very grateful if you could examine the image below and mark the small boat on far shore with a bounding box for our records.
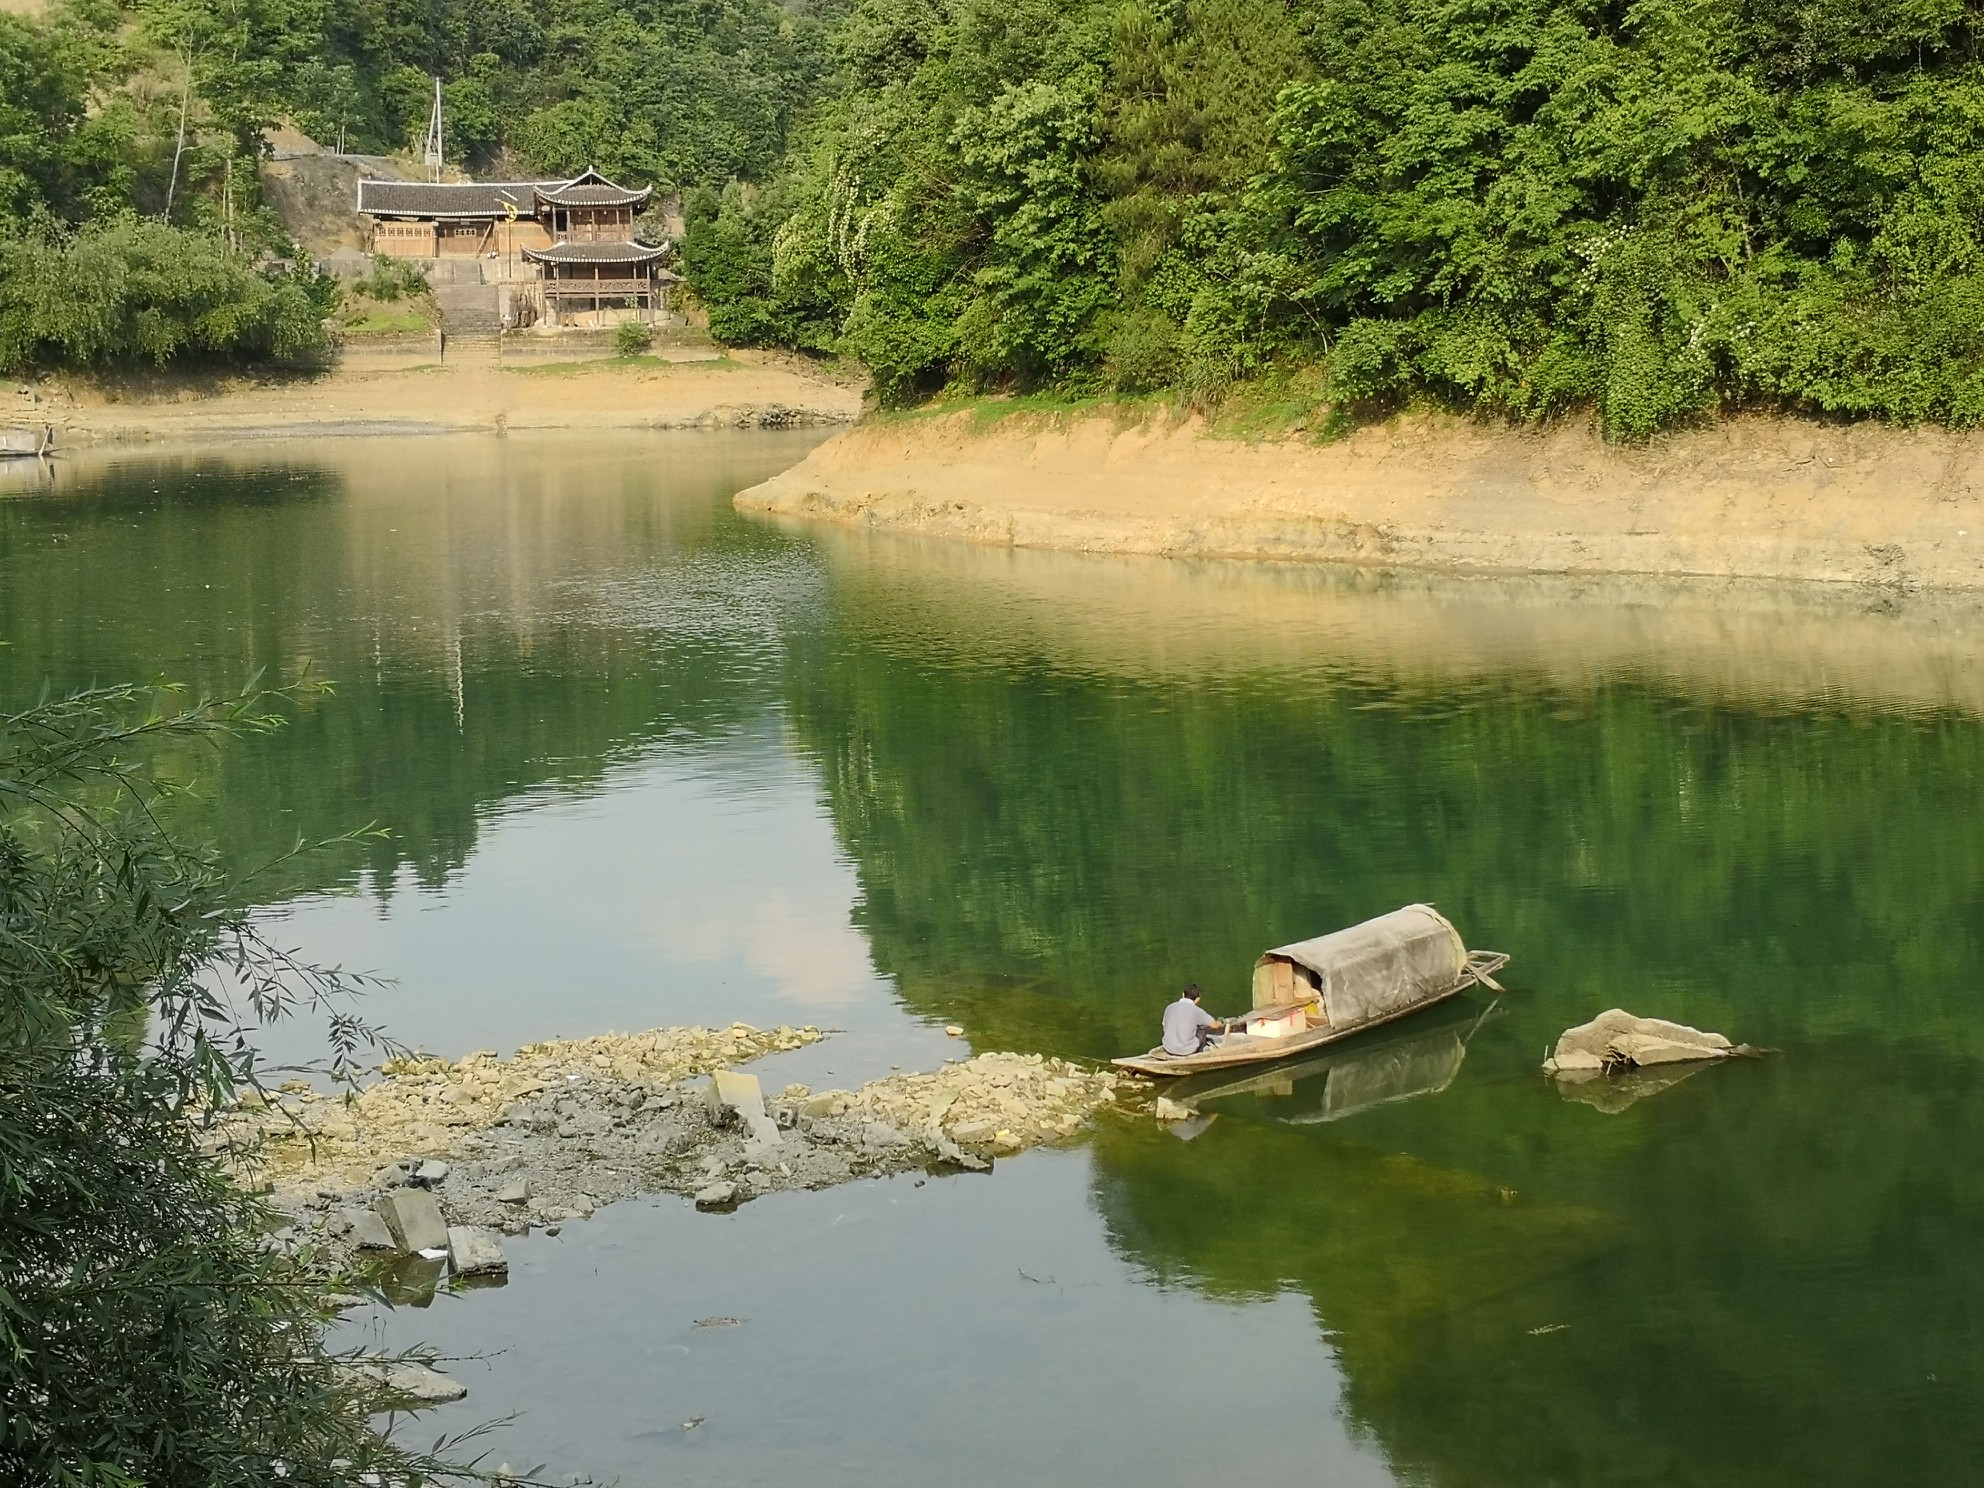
[0,425,53,458]
[1113,904,1507,1078]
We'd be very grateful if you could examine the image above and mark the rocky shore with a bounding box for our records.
[238,1026,1133,1290]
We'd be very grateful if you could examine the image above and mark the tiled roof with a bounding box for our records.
[536,182,652,208]
[359,169,655,219]
[523,241,669,265]
[356,179,561,218]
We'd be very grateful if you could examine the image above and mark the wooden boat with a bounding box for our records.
[1155,999,1499,1120]
[1114,903,1508,1078]
[0,425,53,457]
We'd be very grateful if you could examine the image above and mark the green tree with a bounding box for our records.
[684,0,1984,432]
[0,218,326,372]
[0,685,476,1486]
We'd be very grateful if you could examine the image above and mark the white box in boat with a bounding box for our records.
[1245,1006,1309,1040]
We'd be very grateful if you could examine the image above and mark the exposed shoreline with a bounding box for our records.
[24,346,863,447]
[245,1025,1131,1285]
[736,408,1984,592]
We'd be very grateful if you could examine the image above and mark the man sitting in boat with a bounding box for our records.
[1162,984,1230,1056]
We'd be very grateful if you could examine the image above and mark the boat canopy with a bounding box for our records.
[1254,903,1469,1033]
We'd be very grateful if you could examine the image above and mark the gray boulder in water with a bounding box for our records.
[1543,1008,1738,1075]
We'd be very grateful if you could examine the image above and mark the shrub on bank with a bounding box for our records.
[356,254,433,303]
[0,685,469,1485]
[0,220,329,373]
[614,319,654,356]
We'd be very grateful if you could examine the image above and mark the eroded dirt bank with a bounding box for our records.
[736,409,1984,590]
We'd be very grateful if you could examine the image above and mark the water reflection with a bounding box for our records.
[0,432,941,1069]
[789,523,1984,714]
[1170,999,1488,1122]
[7,439,1982,1485]
[782,523,1984,1486]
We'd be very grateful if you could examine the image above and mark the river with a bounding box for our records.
[4,432,1980,1487]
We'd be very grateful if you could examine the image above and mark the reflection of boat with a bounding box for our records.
[0,425,53,457]
[1165,1000,1496,1122]
[1113,903,1508,1077]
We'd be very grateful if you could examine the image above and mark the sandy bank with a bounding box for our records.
[737,409,1984,590]
[31,348,862,447]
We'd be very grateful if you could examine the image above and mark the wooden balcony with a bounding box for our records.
[543,277,654,299]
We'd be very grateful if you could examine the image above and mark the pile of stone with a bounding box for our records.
[251,1033,1135,1292]
[796,1050,1126,1157]
[235,1022,823,1193]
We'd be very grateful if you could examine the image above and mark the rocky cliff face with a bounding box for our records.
[259,149,412,256]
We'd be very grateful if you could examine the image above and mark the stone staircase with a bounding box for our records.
[428,259,502,364]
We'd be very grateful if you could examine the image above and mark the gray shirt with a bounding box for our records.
[1162,997,1218,1056]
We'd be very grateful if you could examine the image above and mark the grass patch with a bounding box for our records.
[503,353,740,377]
[875,387,1175,429]
[1202,373,1330,442]
[336,295,435,337]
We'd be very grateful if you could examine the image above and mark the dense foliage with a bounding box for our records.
[0,0,340,373]
[0,220,329,370]
[687,0,1984,432]
[0,686,462,1486]
[0,0,841,373]
[276,0,841,188]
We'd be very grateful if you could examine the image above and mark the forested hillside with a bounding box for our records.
[17,0,1984,424]
[0,0,839,371]
[684,0,1984,434]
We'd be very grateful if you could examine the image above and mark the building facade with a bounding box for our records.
[521,241,680,327]
[356,168,653,258]
[356,168,675,324]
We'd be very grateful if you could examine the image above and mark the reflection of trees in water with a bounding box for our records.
[783,623,1984,1487]
[0,447,813,899]
[1092,1048,1984,1488]
[785,626,1984,1057]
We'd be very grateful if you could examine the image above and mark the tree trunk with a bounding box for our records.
[164,47,193,221]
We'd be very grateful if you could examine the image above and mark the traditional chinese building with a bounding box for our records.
[356,167,651,256]
[522,241,678,325]
[356,167,676,324]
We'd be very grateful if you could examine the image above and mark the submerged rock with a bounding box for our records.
[446,1225,509,1277]
[1544,1009,1750,1081]
[1556,1062,1711,1114]
[350,1360,468,1406]
[375,1189,447,1253]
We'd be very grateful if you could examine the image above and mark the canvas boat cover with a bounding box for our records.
[1258,903,1469,1033]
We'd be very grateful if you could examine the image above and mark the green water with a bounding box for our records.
[5,435,1981,1486]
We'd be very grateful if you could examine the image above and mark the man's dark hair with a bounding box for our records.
[1182,983,1203,1000]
